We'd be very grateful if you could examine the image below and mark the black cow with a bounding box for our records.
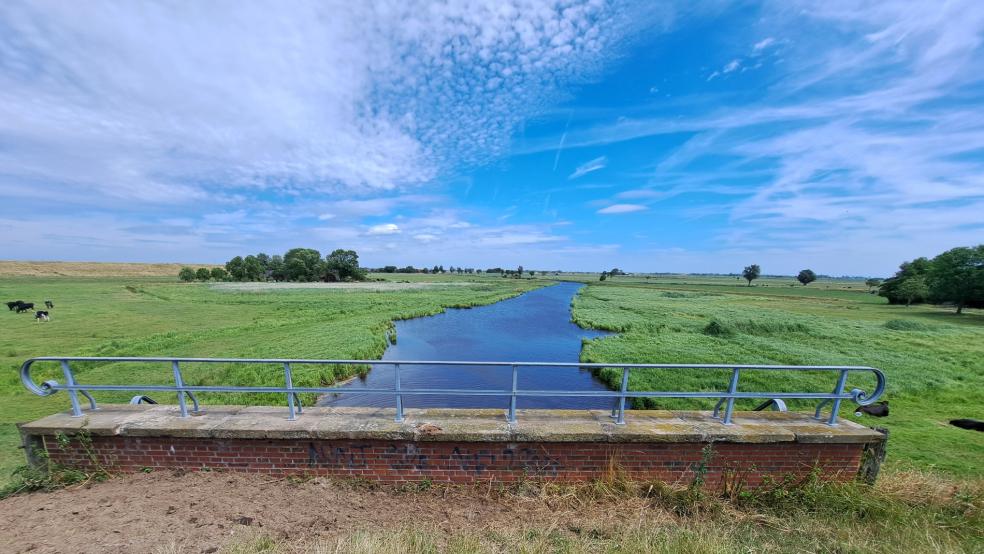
[34,310,49,322]
[6,300,24,311]
[16,302,34,313]
[44,300,54,309]
[854,401,889,417]
[950,419,984,432]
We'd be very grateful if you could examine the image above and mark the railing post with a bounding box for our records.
[827,369,849,426]
[172,360,189,418]
[722,368,740,425]
[394,363,404,422]
[615,367,630,425]
[508,364,518,423]
[60,360,83,417]
[284,362,297,421]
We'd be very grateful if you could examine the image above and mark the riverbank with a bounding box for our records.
[569,275,984,477]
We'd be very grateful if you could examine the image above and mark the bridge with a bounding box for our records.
[17,356,888,487]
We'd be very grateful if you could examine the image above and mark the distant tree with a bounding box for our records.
[323,249,365,281]
[399,265,417,273]
[599,271,607,281]
[178,267,196,282]
[255,253,270,268]
[243,255,264,281]
[382,265,397,273]
[528,270,535,278]
[879,257,931,305]
[865,278,882,291]
[897,276,929,307]
[926,245,984,314]
[742,264,761,287]
[210,267,228,281]
[516,265,524,279]
[283,248,322,281]
[268,255,285,281]
[609,268,624,276]
[797,269,817,286]
[225,256,246,281]
[195,267,211,281]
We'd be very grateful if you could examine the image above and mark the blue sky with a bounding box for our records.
[1,1,983,275]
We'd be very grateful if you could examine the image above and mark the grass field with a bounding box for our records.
[570,274,984,476]
[0,269,543,482]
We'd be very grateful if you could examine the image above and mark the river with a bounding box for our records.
[318,281,613,409]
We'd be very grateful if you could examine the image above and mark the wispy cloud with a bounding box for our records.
[597,204,647,214]
[367,223,401,235]
[569,156,608,179]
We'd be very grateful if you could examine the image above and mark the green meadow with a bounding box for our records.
[571,275,984,476]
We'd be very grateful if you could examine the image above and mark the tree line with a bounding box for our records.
[876,244,983,313]
[179,248,366,283]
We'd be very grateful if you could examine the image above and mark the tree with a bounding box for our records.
[742,264,761,287]
[268,255,286,281]
[323,249,366,282]
[283,248,321,281]
[382,266,397,273]
[865,278,882,291]
[879,258,931,305]
[516,265,524,279]
[599,271,607,281]
[178,267,196,282]
[243,255,264,281]
[225,256,246,281]
[210,267,228,281]
[255,253,270,269]
[195,267,211,281]
[797,269,817,286]
[897,276,929,307]
[528,270,535,278]
[926,245,984,314]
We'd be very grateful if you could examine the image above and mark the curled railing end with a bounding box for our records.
[850,367,886,406]
[20,359,59,397]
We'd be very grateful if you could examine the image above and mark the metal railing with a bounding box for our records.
[19,357,886,426]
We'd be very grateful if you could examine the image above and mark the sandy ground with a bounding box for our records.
[0,472,639,554]
[0,261,217,277]
[211,281,473,292]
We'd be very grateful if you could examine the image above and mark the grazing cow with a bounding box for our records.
[34,310,49,322]
[854,401,889,417]
[44,300,54,309]
[6,300,24,311]
[950,419,984,432]
[16,302,34,313]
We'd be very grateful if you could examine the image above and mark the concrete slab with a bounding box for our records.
[18,405,886,444]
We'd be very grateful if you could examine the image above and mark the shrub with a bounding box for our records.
[703,319,735,337]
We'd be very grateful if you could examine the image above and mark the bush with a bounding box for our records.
[177,267,195,282]
[703,319,735,337]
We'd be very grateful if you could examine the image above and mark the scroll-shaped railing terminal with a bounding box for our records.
[20,357,886,426]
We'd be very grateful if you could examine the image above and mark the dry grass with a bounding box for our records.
[0,260,217,277]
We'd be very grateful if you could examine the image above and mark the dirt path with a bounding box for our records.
[0,472,638,554]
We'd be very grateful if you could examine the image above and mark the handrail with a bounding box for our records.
[19,357,886,426]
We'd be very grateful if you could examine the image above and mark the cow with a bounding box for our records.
[44,300,54,309]
[950,419,984,432]
[854,401,889,417]
[34,310,49,322]
[16,302,34,313]
[6,300,24,311]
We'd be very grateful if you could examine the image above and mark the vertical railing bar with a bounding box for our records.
[615,367,630,425]
[711,397,726,419]
[827,369,849,426]
[722,368,740,425]
[172,360,189,418]
[508,364,518,423]
[394,363,404,422]
[60,360,83,417]
[284,362,297,421]
[186,391,201,414]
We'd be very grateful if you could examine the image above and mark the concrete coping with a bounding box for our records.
[19,405,885,444]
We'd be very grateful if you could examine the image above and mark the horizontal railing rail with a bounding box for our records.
[20,357,886,426]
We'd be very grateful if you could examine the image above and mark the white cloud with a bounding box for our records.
[568,156,608,179]
[413,234,439,242]
[753,37,776,52]
[597,204,647,214]
[317,213,336,221]
[722,59,741,73]
[367,223,401,235]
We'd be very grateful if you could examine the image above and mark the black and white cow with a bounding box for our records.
[34,310,49,322]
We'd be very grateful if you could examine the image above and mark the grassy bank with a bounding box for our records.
[571,275,984,477]
[0,273,544,483]
[211,469,982,554]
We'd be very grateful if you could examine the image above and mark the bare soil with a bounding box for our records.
[0,472,641,554]
[0,261,217,277]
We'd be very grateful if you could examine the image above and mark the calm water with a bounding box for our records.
[319,281,612,409]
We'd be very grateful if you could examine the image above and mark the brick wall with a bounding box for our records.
[39,435,866,487]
